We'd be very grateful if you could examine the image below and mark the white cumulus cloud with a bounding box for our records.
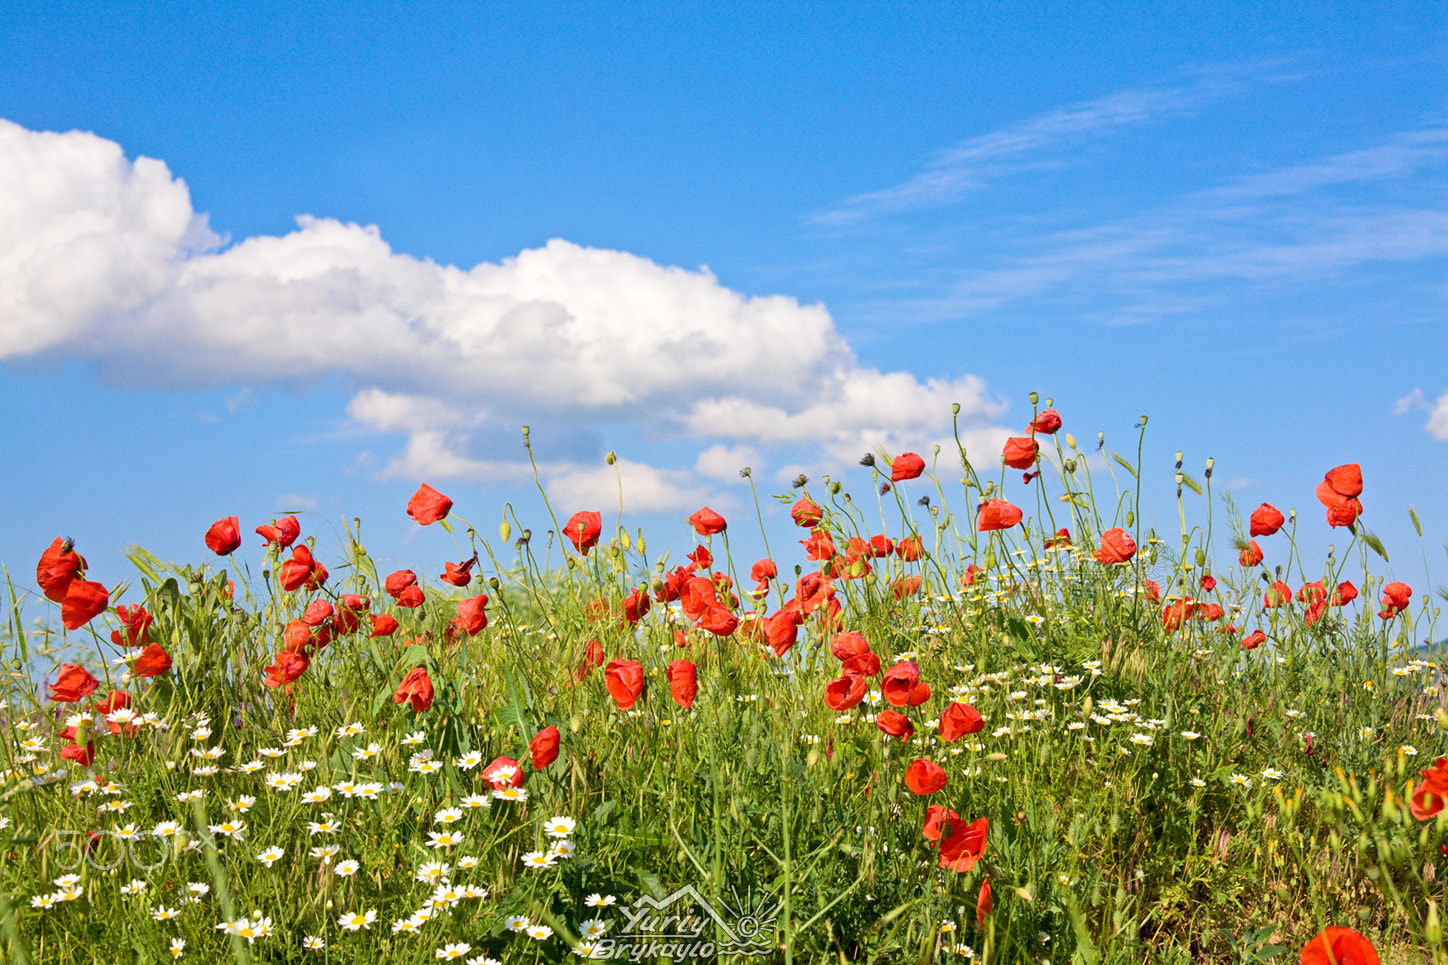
[1428,392,1448,442]
[0,119,1012,505]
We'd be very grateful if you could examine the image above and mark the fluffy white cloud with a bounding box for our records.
[1427,392,1448,441]
[544,458,710,516]
[0,119,1011,501]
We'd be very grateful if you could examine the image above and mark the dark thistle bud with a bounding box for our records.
[859,453,876,468]
[917,495,930,507]
[879,482,892,495]
[792,474,809,490]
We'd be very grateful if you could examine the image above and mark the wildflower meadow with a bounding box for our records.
[1,400,1442,964]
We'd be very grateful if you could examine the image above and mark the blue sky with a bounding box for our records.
[1,1,1444,617]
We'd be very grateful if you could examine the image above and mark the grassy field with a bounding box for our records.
[1,407,1441,964]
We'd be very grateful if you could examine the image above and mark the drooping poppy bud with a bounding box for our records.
[204,516,241,555]
[406,483,453,525]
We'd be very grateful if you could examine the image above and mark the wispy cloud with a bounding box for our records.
[812,61,1291,226]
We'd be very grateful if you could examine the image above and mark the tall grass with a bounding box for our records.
[0,408,1442,963]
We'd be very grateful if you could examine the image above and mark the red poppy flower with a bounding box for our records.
[456,594,489,635]
[204,516,241,555]
[576,639,605,680]
[406,483,453,525]
[1144,579,1162,604]
[1264,580,1292,608]
[939,702,985,741]
[960,564,982,587]
[279,544,316,592]
[977,877,993,927]
[1299,926,1379,965]
[1161,599,1194,634]
[696,604,738,637]
[830,631,869,661]
[763,610,799,657]
[131,643,172,678]
[750,559,777,585]
[1045,528,1072,549]
[36,537,87,603]
[1093,528,1137,565]
[110,604,153,648]
[394,667,434,712]
[667,659,697,709]
[904,759,947,795]
[382,570,415,598]
[1028,409,1062,434]
[564,511,603,556]
[842,651,881,677]
[825,674,868,710]
[656,565,691,603]
[1410,757,1448,820]
[882,662,931,707]
[482,756,525,790]
[369,614,399,638]
[976,500,1022,532]
[620,586,650,625]
[396,584,425,608]
[791,496,824,528]
[1002,437,1039,470]
[61,740,96,767]
[530,725,561,771]
[61,580,109,630]
[605,659,645,710]
[301,600,334,627]
[1332,581,1358,606]
[922,804,960,841]
[687,507,727,536]
[263,650,309,688]
[892,576,923,600]
[48,664,99,703]
[1200,574,1217,593]
[793,572,834,616]
[1249,503,1285,537]
[938,815,989,873]
[876,709,914,742]
[1381,581,1412,617]
[255,515,301,548]
[800,528,836,561]
[1316,464,1364,528]
[92,690,129,716]
[440,558,476,587]
[1240,630,1266,651]
[895,535,925,562]
[686,545,713,572]
[890,452,926,482]
[1239,540,1264,566]
[861,534,891,558]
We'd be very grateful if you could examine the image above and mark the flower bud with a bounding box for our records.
[1125,510,1134,527]
[500,520,512,542]
[1066,433,1078,451]
[619,530,632,551]
[952,402,961,415]
[605,451,616,465]
[521,425,530,437]
[1029,392,1039,405]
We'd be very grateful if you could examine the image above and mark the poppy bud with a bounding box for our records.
[500,520,511,542]
[951,402,960,415]
[605,451,616,465]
